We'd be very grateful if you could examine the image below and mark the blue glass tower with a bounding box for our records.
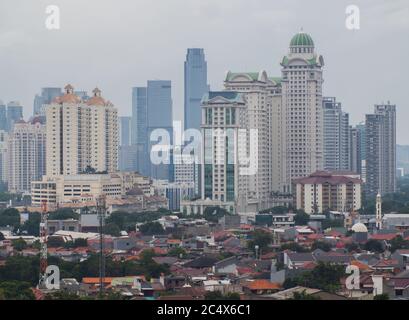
[184,48,208,131]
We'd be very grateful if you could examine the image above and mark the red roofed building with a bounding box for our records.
[243,280,281,295]
[294,171,362,214]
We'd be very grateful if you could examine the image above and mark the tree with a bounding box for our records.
[0,281,35,300]
[389,235,409,253]
[363,239,384,253]
[280,242,308,253]
[138,222,165,235]
[294,211,309,226]
[203,206,230,222]
[48,208,79,220]
[47,236,66,248]
[103,223,121,237]
[311,241,332,252]
[247,229,273,253]
[205,291,240,300]
[12,238,27,251]
[0,232,4,241]
[291,290,321,300]
[21,212,41,236]
[374,293,389,300]
[0,208,20,230]
[167,247,186,258]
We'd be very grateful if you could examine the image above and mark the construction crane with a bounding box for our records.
[38,200,48,289]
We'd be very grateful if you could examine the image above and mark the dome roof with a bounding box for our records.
[290,32,314,47]
[351,222,368,233]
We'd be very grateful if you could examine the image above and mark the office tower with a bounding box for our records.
[146,80,173,180]
[184,48,209,131]
[131,87,148,175]
[200,91,248,211]
[349,126,361,174]
[365,103,396,197]
[33,87,62,116]
[224,71,281,211]
[118,116,135,171]
[280,32,324,192]
[356,122,366,180]
[0,102,6,131]
[8,119,46,193]
[119,116,132,146]
[323,97,350,171]
[6,101,23,131]
[0,130,8,184]
[46,84,118,176]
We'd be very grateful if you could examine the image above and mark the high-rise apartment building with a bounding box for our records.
[224,71,281,211]
[365,103,396,197]
[323,97,350,171]
[119,116,132,146]
[279,32,324,193]
[0,130,8,184]
[349,126,362,174]
[200,91,248,212]
[8,118,46,193]
[46,84,118,176]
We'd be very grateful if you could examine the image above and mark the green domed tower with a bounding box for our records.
[289,31,315,54]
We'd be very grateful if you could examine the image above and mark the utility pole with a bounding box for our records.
[96,195,106,297]
[38,200,48,289]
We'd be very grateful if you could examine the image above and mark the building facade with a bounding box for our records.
[8,119,46,193]
[200,91,248,212]
[323,97,349,171]
[45,85,119,176]
[6,101,23,132]
[365,103,396,197]
[280,32,324,193]
[0,130,8,184]
[294,171,362,214]
[33,87,62,116]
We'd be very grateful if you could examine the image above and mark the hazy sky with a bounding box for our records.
[0,0,408,143]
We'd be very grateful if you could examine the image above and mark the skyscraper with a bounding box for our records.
[280,31,324,192]
[365,103,396,197]
[349,126,362,174]
[0,102,6,131]
[6,101,23,132]
[201,91,248,213]
[184,48,209,131]
[46,84,118,176]
[8,118,46,193]
[33,87,62,116]
[131,87,148,175]
[323,97,350,171]
[147,81,173,180]
[119,116,132,146]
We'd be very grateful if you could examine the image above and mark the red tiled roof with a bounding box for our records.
[370,234,398,241]
[82,277,113,284]
[293,171,362,185]
[244,280,281,290]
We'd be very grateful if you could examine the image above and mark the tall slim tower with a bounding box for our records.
[184,48,209,131]
[280,31,324,192]
[376,192,382,230]
[323,97,350,171]
[365,103,396,197]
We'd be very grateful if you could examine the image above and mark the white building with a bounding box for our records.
[0,130,8,184]
[279,32,325,193]
[294,171,362,214]
[8,118,46,193]
[200,91,248,213]
[224,71,282,211]
[45,84,118,176]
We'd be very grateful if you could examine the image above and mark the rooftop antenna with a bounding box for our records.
[96,195,107,297]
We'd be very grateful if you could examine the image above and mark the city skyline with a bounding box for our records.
[0,0,408,143]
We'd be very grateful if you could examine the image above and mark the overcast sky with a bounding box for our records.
[0,0,408,143]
